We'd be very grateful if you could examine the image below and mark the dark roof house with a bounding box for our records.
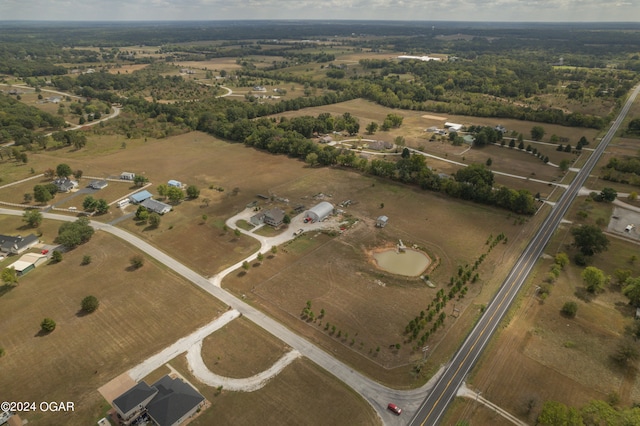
[112,382,158,422]
[146,376,205,426]
[53,177,78,193]
[0,234,38,255]
[111,375,205,426]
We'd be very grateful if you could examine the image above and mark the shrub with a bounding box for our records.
[130,255,144,269]
[40,318,56,333]
[81,295,99,313]
[561,301,578,318]
[81,255,92,266]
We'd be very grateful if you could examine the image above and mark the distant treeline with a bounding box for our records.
[0,94,66,144]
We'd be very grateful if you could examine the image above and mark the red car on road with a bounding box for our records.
[388,403,402,415]
[41,249,49,255]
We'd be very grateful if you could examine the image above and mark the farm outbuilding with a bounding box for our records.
[130,190,153,204]
[168,180,182,188]
[120,172,135,180]
[305,202,334,223]
[8,253,47,276]
[376,215,389,228]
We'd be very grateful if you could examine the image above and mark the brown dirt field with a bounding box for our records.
[170,354,381,426]
[0,216,226,426]
[223,165,540,386]
[200,317,290,378]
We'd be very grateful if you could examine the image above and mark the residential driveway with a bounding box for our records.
[0,207,440,424]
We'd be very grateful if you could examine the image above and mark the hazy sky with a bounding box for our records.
[1,0,637,22]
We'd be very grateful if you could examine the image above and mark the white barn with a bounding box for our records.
[305,202,334,223]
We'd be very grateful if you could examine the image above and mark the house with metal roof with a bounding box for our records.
[305,202,334,223]
[167,180,182,188]
[376,215,389,228]
[130,190,153,204]
[141,198,172,215]
[0,234,38,255]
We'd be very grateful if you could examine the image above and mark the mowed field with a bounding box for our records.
[447,196,640,424]
[171,353,381,426]
[22,127,543,387]
[222,162,542,386]
[0,216,226,425]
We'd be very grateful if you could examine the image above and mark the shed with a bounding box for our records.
[141,198,171,215]
[305,201,334,223]
[120,172,135,180]
[89,180,108,190]
[130,190,153,204]
[376,215,389,228]
[444,122,463,132]
[167,180,182,188]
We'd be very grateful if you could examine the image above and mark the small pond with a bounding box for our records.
[373,248,430,277]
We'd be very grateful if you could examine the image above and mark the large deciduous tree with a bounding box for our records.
[33,184,52,204]
[530,126,546,141]
[571,225,609,256]
[623,276,640,307]
[186,185,200,199]
[582,266,606,294]
[56,217,94,249]
[166,186,184,204]
[22,209,43,227]
[56,163,72,178]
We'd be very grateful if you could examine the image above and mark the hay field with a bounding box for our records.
[0,216,226,425]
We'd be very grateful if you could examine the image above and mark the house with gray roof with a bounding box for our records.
[146,376,205,426]
[53,177,78,193]
[141,198,172,215]
[112,381,157,423]
[0,234,38,255]
[250,208,286,228]
[111,375,205,426]
[89,180,108,190]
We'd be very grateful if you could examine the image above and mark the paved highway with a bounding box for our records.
[410,85,640,426]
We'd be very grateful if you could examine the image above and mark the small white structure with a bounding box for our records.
[376,215,389,228]
[397,55,441,62]
[444,122,463,132]
[625,224,635,232]
[305,201,334,223]
[120,172,135,180]
[168,179,182,188]
[116,198,130,208]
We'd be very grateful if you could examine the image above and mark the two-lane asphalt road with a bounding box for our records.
[410,83,640,426]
